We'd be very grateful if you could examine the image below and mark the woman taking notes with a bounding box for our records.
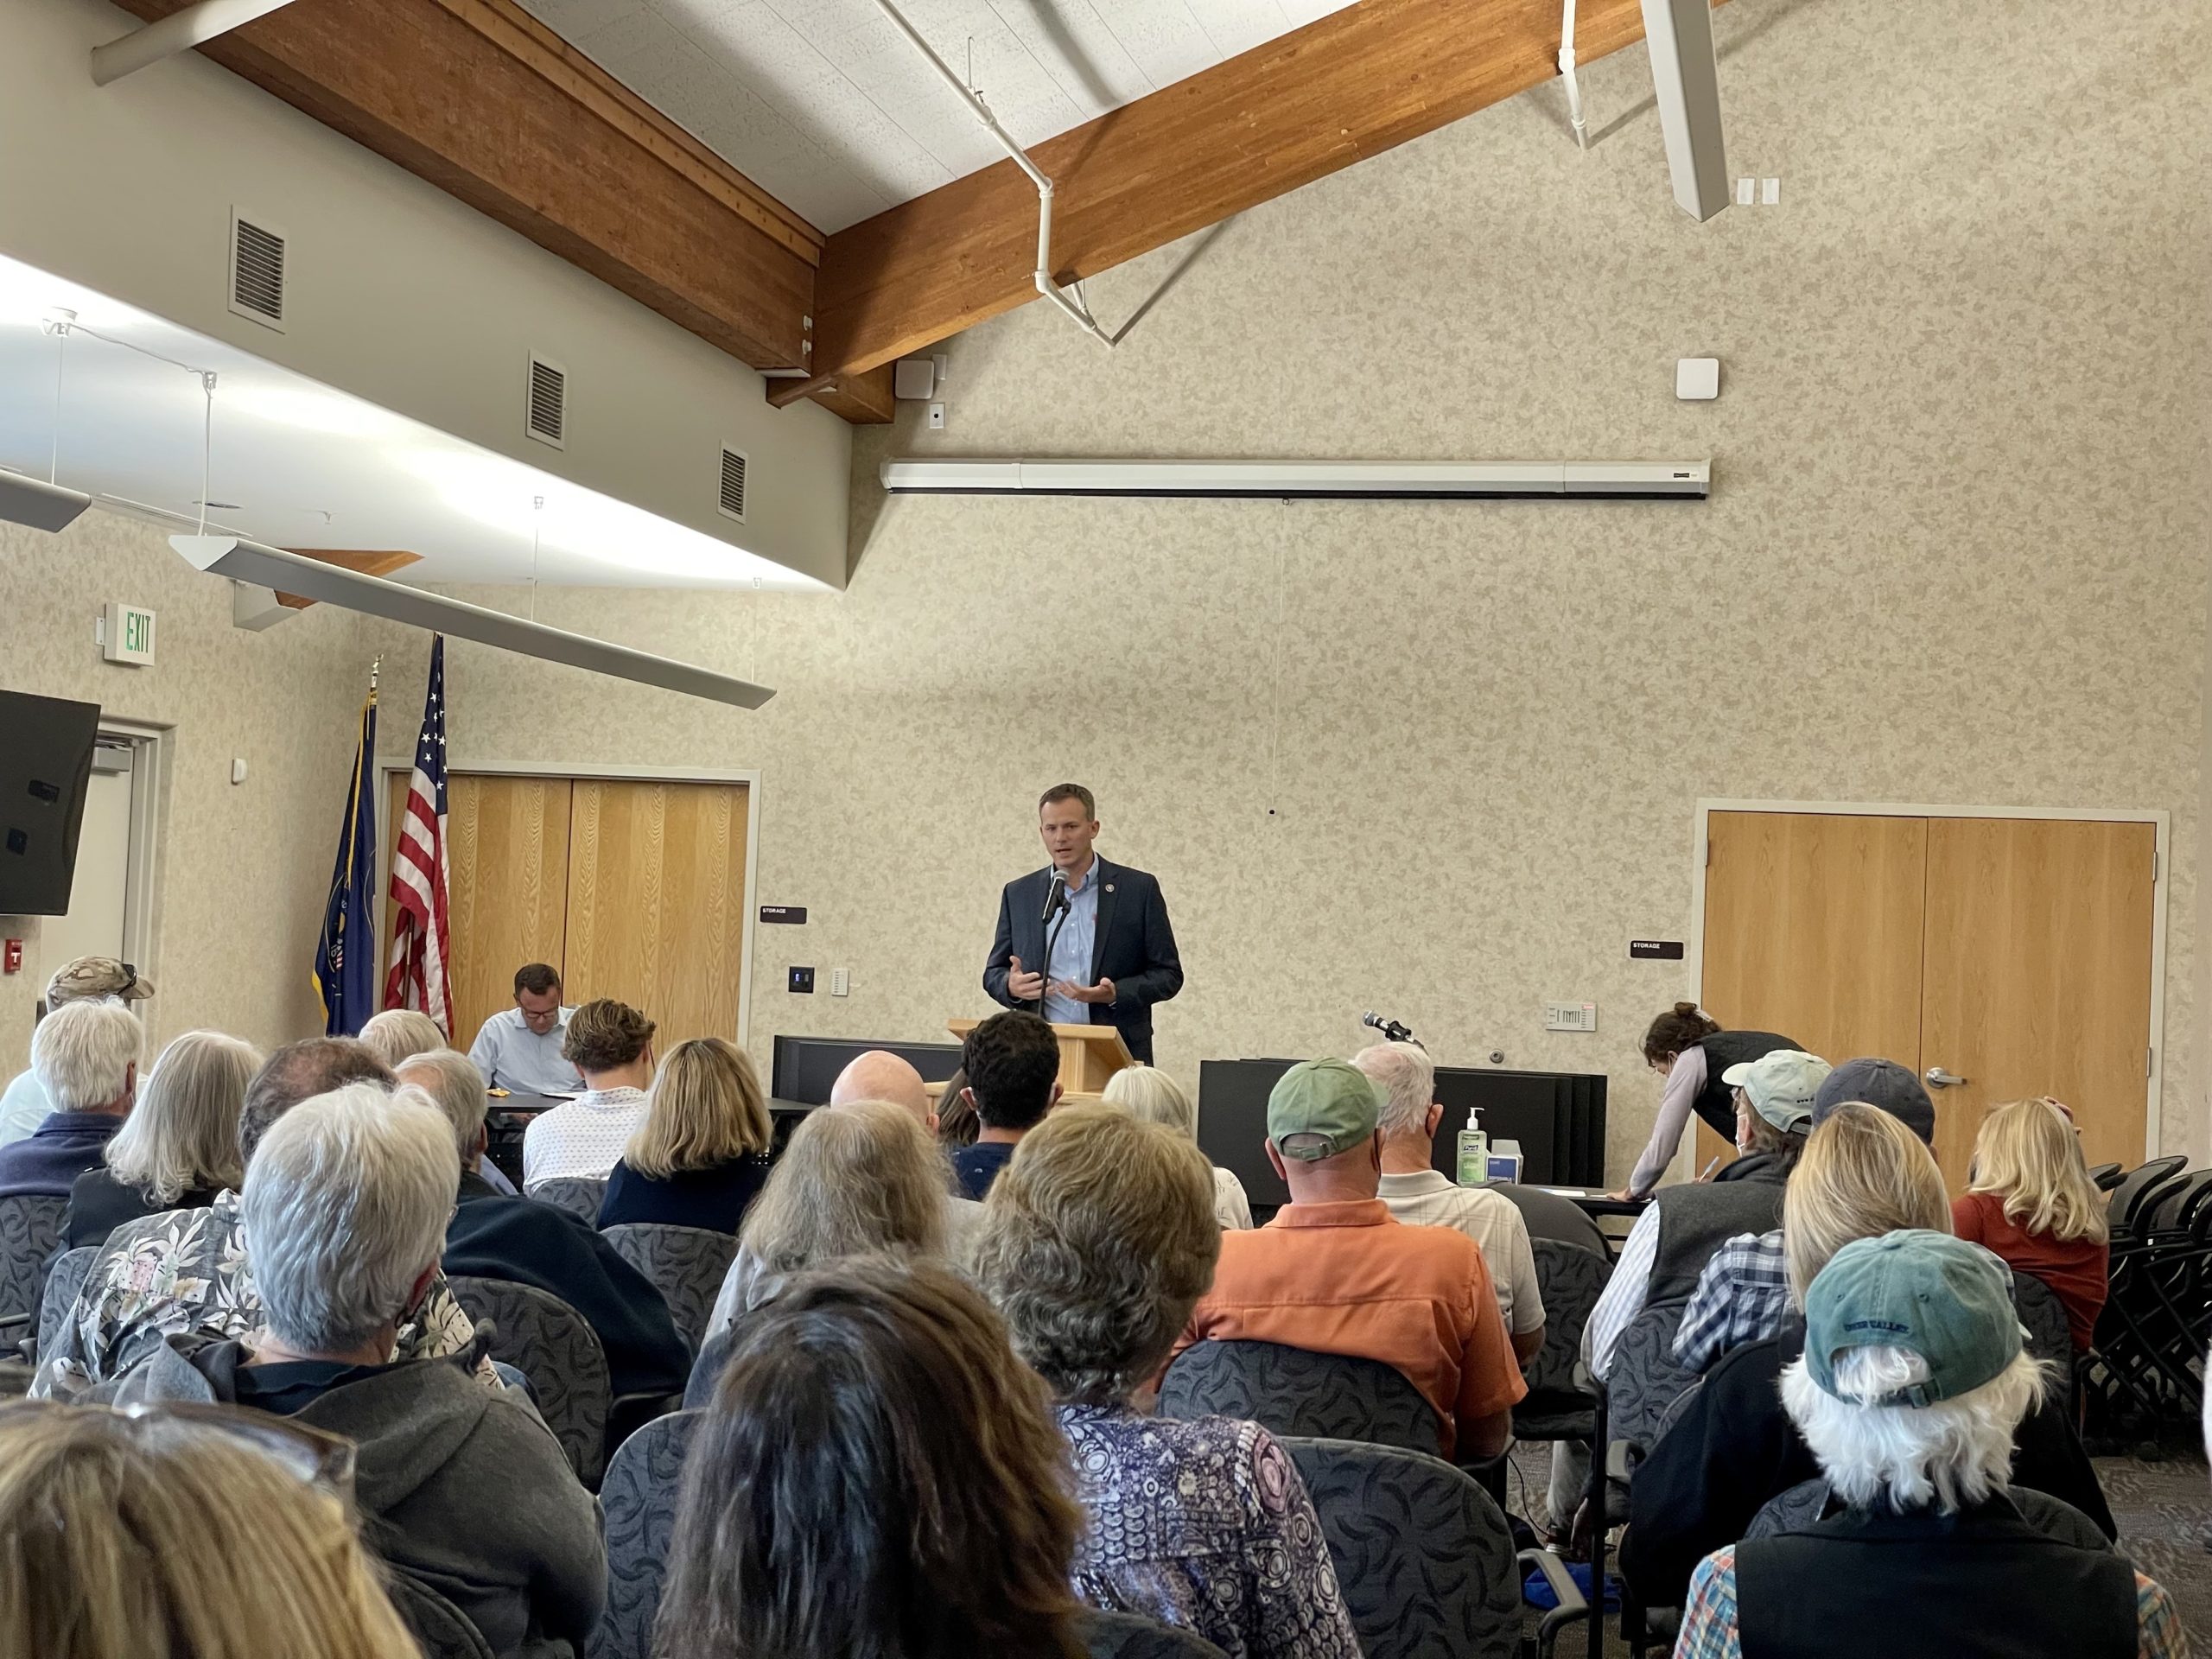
[1611,1003,1801,1200]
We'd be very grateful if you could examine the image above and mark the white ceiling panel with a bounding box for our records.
[518,0,1360,232]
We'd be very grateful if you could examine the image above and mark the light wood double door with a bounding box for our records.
[1697,810,2158,1189]
[386,773,750,1057]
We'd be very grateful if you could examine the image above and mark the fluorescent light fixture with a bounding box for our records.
[880,458,1711,500]
[0,467,92,531]
[169,535,775,709]
[1643,0,1730,220]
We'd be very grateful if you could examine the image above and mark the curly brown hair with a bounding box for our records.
[561,998,655,1074]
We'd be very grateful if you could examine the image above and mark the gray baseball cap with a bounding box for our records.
[1722,1049,1829,1134]
[1815,1058,1936,1144]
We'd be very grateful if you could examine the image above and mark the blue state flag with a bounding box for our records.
[313,681,379,1035]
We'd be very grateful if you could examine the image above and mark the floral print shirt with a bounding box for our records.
[1058,1403,1361,1659]
[32,1190,496,1399]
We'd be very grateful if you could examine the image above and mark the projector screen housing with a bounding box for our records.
[880,458,1710,501]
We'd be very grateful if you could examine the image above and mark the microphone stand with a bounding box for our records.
[1039,882,1071,1021]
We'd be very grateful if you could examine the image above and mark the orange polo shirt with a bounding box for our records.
[1170,1198,1526,1460]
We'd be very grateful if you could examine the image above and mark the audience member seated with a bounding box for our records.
[1586,1048,1826,1386]
[706,1099,949,1336]
[832,1049,984,1250]
[598,1037,776,1233]
[0,1401,422,1659]
[975,1104,1359,1658]
[35,1038,491,1400]
[936,1065,979,1147]
[467,962,584,1095]
[359,1007,449,1071]
[1102,1064,1255,1230]
[950,1010,1063,1200]
[64,1028,259,1248]
[522,998,654,1188]
[1671,1230,2181,1659]
[1618,1106,2111,1610]
[1674,1057,1936,1373]
[0,998,141,1199]
[0,956,155,1146]
[104,1082,605,1659]
[1355,1040,1544,1363]
[661,1255,1090,1659]
[403,1049,690,1401]
[1953,1096,2111,1353]
[1170,1058,1524,1463]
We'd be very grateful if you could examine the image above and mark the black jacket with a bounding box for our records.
[1618,1319,2113,1609]
[63,1168,221,1249]
[444,1174,692,1397]
[982,857,1182,1064]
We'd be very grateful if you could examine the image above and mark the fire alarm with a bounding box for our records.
[3,940,22,976]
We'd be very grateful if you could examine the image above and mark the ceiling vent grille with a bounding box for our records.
[526,356,566,448]
[227,212,286,331]
[718,448,748,523]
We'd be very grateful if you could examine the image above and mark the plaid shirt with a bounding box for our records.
[1672,1229,1790,1373]
[1675,1547,2190,1659]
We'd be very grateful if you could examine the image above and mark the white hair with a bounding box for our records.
[29,997,143,1113]
[358,1009,449,1070]
[241,1081,459,1354]
[1780,1346,2049,1514]
[1101,1065,1196,1139]
[104,1030,261,1204]
[395,1048,490,1167]
[1352,1042,1433,1138]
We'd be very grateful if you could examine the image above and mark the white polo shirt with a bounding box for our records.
[1376,1168,1547,1336]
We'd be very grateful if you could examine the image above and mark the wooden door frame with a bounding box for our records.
[1682,798,2171,1184]
[376,761,763,1047]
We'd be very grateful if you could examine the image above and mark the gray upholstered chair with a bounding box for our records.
[1157,1338,1439,1457]
[1747,1478,2113,1552]
[527,1177,608,1226]
[589,1408,702,1659]
[37,1243,97,1360]
[1078,1611,1230,1658]
[1604,1302,1699,1463]
[1516,1238,1611,1438]
[387,1573,496,1659]
[1280,1435,1521,1659]
[602,1224,740,1353]
[0,1195,67,1326]
[448,1275,611,1487]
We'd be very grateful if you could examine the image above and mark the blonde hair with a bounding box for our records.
[1100,1065,1197,1139]
[0,1403,419,1659]
[739,1101,948,1279]
[627,1039,772,1179]
[1783,1103,1953,1304]
[104,1032,259,1205]
[357,1010,448,1071]
[1967,1097,2110,1245]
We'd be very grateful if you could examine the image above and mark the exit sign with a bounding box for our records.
[103,601,156,665]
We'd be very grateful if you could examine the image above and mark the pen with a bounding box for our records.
[1696,1154,1722,1180]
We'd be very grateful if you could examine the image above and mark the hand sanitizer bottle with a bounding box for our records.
[1456,1110,1490,1185]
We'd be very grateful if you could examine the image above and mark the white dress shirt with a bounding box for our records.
[1582,1203,1662,1382]
[521,1086,648,1187]
[467,1007,584,1096]
[1376,1168,1547,1336]
[0,1070,51,1147]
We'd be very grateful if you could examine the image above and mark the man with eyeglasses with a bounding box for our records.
[0,956,156,1147]
[465,962,584,1096]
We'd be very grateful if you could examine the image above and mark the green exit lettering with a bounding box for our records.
[125,612,150,652]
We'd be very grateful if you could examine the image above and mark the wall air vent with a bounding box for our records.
[718,447,748,523]
[526,355,566,448]
[227,212,286,331]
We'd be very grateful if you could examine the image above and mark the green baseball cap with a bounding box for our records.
[1722,1048,1830,1133]
[1803,1230,2022,1408]
[1267,1058,1382,1161]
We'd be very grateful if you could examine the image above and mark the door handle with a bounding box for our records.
[1924,1067,1967,1089]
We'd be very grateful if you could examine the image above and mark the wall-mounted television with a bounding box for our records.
[0,690,100,916]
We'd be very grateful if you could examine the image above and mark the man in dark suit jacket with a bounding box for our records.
[982,784,1183,1065]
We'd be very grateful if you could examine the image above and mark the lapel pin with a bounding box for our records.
[1105,884,1115,893]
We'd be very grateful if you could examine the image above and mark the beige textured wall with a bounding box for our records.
[378,0,2211,1176]
[0,510,369,1076]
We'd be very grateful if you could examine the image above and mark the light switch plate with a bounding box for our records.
[788,966,815,995]
[1544,1001,1599,1033]
[830,967,849,997]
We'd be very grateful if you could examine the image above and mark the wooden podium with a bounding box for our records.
[945,1019,1136,1095]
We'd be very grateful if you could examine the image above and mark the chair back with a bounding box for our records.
[0,1195,67,1325]
[1522,1239,1611,1398]
[589,1409,704,1659]
[38,1244,98,1359]
[1748,1479,2112,1553]
[1157,1339,1438,1457]
[2085,1162,2124,1192]
[2143,1168,2212,1234]
[2012,1270,2074,1369]
[529,1177,608,1225]
[601,1224,739,1352]
[448,1276,611,1486]
[1078,1611,1230,1658]
[1604,1301,1698,1458]
[1490,1184,1611,1255]
[1281,1435,1521,1659]
[386,1573,495,1659]
[2107,1156,2185,1234]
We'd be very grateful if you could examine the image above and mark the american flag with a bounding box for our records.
[382,635,452,1033]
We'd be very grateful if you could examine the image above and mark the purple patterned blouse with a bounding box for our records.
[1057,1403,1362,1659]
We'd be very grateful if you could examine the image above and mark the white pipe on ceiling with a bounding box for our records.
[870,0,1113,349]
[1560,0,1588,149]
[91,0,299,86]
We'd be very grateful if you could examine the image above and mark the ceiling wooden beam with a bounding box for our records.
[764,365,897,424]
[109,0,824,371]
[274,547,422,608]
[813,0,1718,378]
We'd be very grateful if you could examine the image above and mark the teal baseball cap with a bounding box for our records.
[1803,1230,2023,1408]
[1267,1058,1382,1160]
[1722,1049,1830,1134]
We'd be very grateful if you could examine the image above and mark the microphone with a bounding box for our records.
[1361,1010,1421,1047]
[1039,867,1068,925]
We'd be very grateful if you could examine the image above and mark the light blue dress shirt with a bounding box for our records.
[1043,858,1103,1027]
[466,1007,584,1095]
